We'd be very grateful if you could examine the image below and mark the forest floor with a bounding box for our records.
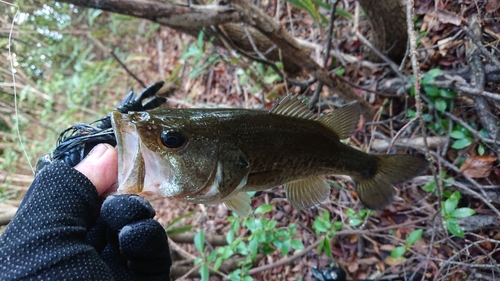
[2,0,500,280]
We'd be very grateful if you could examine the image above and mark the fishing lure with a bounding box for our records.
[35,81,167,174]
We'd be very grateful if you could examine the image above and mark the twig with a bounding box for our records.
[466,14,499,142]
[310,0,339,107]
[386,117,418,153]
[429,79,500,101]
[355,30,407,83]
[170,232,230,246]
[406,2,439,280]
[110,50,147,88]
[462,25,500,71]
[88,34,146,87]
[216,25,315,87]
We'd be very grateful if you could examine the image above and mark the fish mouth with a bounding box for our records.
[111,111,180,200]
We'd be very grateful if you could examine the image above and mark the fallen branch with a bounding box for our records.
[170,232,229,247]
[370,136,446,151]
[227,0,376,118]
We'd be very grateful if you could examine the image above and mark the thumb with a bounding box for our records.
[75,144,118,195]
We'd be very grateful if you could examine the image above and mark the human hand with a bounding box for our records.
[0,144,171,280]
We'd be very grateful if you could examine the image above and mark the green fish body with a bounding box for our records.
[111,96,429,216]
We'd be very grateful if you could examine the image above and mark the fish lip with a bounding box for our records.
[111,111,141,194]
[112,111,187,199]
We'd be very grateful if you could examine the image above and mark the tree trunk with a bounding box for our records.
[357,0,408,63]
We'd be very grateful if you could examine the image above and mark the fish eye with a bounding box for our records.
[160,131,186,148]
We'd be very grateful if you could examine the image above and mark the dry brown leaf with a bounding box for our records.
[379,244,395,252]
[347,257,359,273]
[486,0,500,12]
[384,256,405,266]
[459,155,497,178]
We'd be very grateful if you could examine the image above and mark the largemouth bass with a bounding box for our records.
[111,96,429,216]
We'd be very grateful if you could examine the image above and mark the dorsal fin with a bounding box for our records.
[317,103,360,139]
[269,95,315,119]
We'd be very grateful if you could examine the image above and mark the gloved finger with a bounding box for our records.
[16,160,100,230]
[119,219,172,275]
[75,143,118,195]
[100,194,156,231]
[86,217,108,253]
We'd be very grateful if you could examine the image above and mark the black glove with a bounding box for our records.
[0,160,172,280]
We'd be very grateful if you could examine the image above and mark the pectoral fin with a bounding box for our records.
[285,176,330,209]
[225,192,252,217]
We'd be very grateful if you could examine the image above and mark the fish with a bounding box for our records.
[111,95,429,216]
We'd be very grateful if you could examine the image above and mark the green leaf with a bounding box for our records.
[334,7,353,19]
[349,218,362,227]
[311,0,330,9]
[221,247,234,259]
[280,239,291,256]
[313,218,328,234]
[446,218,465,238]
[422,182,436,192]
[407,109,416,118]
[478,145,485,156]
[194,230,205,254]
[452,208,476,218]
[435,99,447,112]
[285,0,325,26]
[333,221,343,230]
[335,68,345,76]
[422,68,443,84]
[391,246,407,258]
[87,9,103,27]
[214,257,223,271]
[199,264,209,281]
[449,131,466,139]
[248,237,259,258]
[263,74,282,84]
[243,276,254,281]
[227,229,235,244]
[423,85,439,97]
[451,138,472,149]
[291,238,304,250]
[317,238,324,255]
[254,204,273,214]
[439,89,457,98]
[323,237,332,258]
[229,269,241,281]
[406,229,423,246]
[444,194,459,215]
[166,225,192,236]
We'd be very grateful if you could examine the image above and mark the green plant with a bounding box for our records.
[165,211,195,236]
[312,210,343,258]
[422,171,454,193]
[345,208,373,227]
[391,229,423,258]
[180,30,220,79]
[193,203,305,281]
[441,191,475,238]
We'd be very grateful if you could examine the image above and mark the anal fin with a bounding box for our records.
[285,176,330,209]
[225,192,252,217]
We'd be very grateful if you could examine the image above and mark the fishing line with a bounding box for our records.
[3,0,35,174]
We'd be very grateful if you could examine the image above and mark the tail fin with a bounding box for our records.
[353,154,429,209]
